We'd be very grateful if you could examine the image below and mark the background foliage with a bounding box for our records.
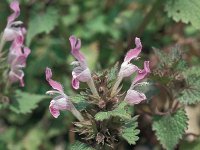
[0,0,200,149]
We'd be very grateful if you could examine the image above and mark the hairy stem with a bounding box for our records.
[87,78,100,98]
[71,105,84,122]
[111,75,123,96]
[0,33,5,53]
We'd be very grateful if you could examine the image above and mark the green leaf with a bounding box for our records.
[0,127,23,150]
[61,5,79,26]
[180,138,200,150]
[152,109,188,150]
[70,94,89,110]
[86,15,108,34]
[178,66,200,104]
[165,0,200,30]
[69,141,95,150]
[95,102,131,121]
[26,7,59,46]
[22,127,45,150]
[153,46,183,69]
[121,116,140,145]
[9,90,46,114]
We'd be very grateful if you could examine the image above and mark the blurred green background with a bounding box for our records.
[0,0,200,149]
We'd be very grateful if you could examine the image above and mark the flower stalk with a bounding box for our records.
[70,104,84,121]
[87,78,99,97]
[45,67,85,121]
[111,37,142,97]
[0,34,5,53]
[69,35,100,98]
[111,75,123,96]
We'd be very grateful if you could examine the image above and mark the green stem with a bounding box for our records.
[87,78,100,98]
[0,33,5,53]
[71,104,84,122]
[4,78,11,95]
[111,75,123,97]
[3,69,10,95]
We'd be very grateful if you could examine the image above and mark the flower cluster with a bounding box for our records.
[1,0,30,87]
[69,36,99,97]
[45,67,84,121]
[45,35,150,119]
[112,37,150,104]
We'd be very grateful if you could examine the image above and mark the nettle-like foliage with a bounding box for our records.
[152,46,200,105]
[45,36,150,149]
[165,0,200,30]
[0,1,45,114]
[150,47,200,150]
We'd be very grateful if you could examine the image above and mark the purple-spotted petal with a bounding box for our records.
[72,77,80,90]
[13,55,26,67]
[133,61,150,84]
[49,101,60,118]
[125,90,146,105]
[7,0,20,24]
[124,37,142,62]
[49,97,70,118]
[45,67,63,92]
[8,35,24,56]
[12,47,30,66]
[69,35,85,62]
[7,44,30,87]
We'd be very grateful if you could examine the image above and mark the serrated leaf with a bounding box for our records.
[165,0,200,30]
[26,7,59,46]
[70,94,89,110]
[153,46,183,69]
[95,102,131,121]
[121,116,140,145]
[178,66,200,104]
[152,109,188,150]
[9,90,46,114]
[69,141,95,150]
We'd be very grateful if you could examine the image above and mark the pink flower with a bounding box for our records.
[118,37,142,78]
[3,0,24,42]
[111,37,142,96]
[8,36,30,86]
[69,35,92,89]
[7,0,20,24]
[2,1,31,87]
[124,90,146,105]
[45,67,71,118]
[133,61,150,84]
[124,61,150,105]
[8,41,30,87]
